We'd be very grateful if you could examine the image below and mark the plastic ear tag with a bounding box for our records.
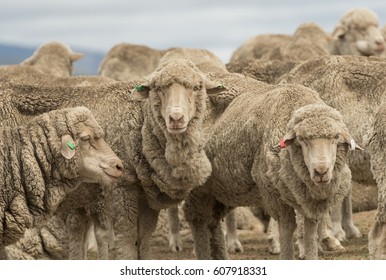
[350,139,356,151]
[279,139,286,149]
[217,84,225,89]
[135,85,144,92]
[275,139,286,149]
[66,141,76,150]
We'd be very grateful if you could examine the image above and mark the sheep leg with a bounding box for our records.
[184,190,215,259]
[137,196,160,260]
[266,217,280,255]
[318,211,345,252]
[303,217,319,260]
[111,185,139,259]
[278,208,296,260]
[209,202,231,259]
[90,213,111,260]
[167,206,183,252]
[330,203,346,241]
[66,209,90,260]
[225,209,243,253]
[341,188,362,239]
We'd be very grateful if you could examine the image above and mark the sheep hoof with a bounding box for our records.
[169,236,183,252]
[227,239,244,253]
[344,225,362,239]
[268,238,280,255]
[322,237,346,252]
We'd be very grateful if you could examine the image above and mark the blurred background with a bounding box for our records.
[1,0,386,75]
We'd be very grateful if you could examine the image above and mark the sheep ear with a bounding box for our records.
[332,25,346,39]
[70,52,84,62]
[61,135,77,159]
[205,78,227,95]
[340,131,364,151]
[131,83,151,100]
[282,129,296,147]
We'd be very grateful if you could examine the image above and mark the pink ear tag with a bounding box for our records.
[279,139,286,149]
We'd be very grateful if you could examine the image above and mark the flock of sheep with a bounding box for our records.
[1,7,386,260]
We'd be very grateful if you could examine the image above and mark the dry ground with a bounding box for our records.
[149,210,376,260]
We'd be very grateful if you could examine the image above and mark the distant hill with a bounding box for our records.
[0,43,105,76]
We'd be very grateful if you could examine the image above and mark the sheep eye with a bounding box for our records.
[334,134,340,140]
[297,136,303,142]
[80,135,90,141]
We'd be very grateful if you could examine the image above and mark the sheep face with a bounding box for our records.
[334,8,385,56]
[61,127,123,185]
[157,83,199,134]
[296,136,338,186]
[283,107,362,192]
[131,59,225,135]
[355,25,385,55]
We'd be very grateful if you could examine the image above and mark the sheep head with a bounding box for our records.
[132,58,225,135]
[332,8,385,56]
[54,107,123,186]
[283,104,362,188]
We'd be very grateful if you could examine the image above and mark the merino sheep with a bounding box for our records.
[262,22,332,61]
[282,55,386,255]
[330,7,385,56]
[230,7,385,63]
[98,43,170,80]
[230,34,292,62]
[0,106,123,249]
[183,84,361,260]
[20,41,83,77]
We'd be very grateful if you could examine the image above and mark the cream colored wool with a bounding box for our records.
[184,84,355,260]
[0,107,104,248]
[98,43,170,80]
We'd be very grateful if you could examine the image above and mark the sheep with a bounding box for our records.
[365,104,386,259]
[0,76,143,259]
[282,55,386,253]
[262,22,332,61]
[19,41,83,77]
[0,106,123,249]
[230,8,385,63]
[330,7,385,56]
[183,84,361,260]
[230,34,292,62]
[98,43,171,80]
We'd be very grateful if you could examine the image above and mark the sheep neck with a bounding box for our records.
[140,95,212,202]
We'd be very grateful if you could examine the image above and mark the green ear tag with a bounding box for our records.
[66,141,76,150]
[135,85,144,92]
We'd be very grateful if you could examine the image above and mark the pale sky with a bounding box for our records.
[1,0,386,62]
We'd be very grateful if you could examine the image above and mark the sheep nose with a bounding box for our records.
[314,166,329,177]
[169,109,184,124]
[115,160,123,172]
[101,158,124,175]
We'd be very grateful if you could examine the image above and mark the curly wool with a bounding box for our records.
[0,107,101,248]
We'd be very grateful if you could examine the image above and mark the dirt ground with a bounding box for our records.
[149,210,376,260]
